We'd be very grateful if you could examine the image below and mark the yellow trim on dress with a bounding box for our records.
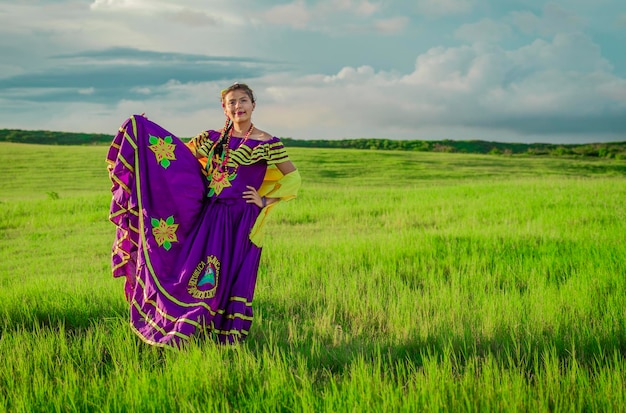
[249,167,301,247]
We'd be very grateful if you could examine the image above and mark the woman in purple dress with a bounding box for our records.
[106,83,301,348]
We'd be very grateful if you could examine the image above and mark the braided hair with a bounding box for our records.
[213,117,233,159]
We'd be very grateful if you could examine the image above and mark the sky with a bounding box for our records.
[1,0,625,143]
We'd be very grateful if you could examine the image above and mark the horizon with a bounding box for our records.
[2,125,625,147]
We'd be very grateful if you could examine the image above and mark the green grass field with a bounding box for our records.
[0,141,625,412]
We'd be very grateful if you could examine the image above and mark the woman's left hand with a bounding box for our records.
[243,186,264,208]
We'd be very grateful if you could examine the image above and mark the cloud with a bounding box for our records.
[0,0,242,65]
[90,0,139,10]
[261,0,396,33]
[263,0,311,29]
[169,8,222,27]
[509,2,583,37]
[354,0,381,16]
[255,32,626,141]
[88,0,244,32]
[89,0,188,14]
[78,87,96,95]
[374,16,410,34]
[512,33,612,73]
[52,47,277,65]
[321,0,382,16]
[0,48,279,103]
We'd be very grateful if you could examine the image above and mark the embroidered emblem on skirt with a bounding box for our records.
[188,255,220,299]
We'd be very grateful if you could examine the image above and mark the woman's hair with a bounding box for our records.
[220,82,255,104]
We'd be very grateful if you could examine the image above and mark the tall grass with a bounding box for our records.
[0,142,624,411]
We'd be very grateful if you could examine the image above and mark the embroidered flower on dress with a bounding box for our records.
[208,170,235,197]
[148,135,177,168]
[151,216,179,250]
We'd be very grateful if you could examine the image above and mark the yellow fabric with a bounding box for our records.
[249,167,301,246]
[185,140,209,169]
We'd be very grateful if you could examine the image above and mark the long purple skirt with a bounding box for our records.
[106,115,263,347]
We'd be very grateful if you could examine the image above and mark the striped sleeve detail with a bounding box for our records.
[228,137,290,166]
[189,130,218,158]
[265,139,290,165]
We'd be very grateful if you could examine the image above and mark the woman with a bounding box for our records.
[106,83,301,348]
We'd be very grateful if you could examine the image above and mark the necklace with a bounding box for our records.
[208,123,254,196]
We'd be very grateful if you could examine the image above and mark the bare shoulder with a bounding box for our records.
[251,127,275,142]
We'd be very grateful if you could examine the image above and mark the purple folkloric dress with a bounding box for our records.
[106,115,292,347]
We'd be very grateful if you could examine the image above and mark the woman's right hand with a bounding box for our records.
[243,186,264,208]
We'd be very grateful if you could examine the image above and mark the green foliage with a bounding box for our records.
[0,128,114,145]
[281,137,626,158]
[0,143,625,411]
[2,127,626,158]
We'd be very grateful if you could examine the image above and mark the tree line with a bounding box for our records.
[1,128,625,159]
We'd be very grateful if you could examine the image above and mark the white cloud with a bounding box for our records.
[90,0,143,11]
[374,16,410,34]
[512,32,612,73]
[261,0,387,32]
[509,2,583,37]
[263,0,311,29]
[89,0,241,29]
[318,0,382,16]
[169,9,222,27]
[324,65,377,82]
[251,32,625,141]
[78,87,96,95]
[355,0,381,16]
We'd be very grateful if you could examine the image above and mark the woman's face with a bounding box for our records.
[223,89,255,123]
